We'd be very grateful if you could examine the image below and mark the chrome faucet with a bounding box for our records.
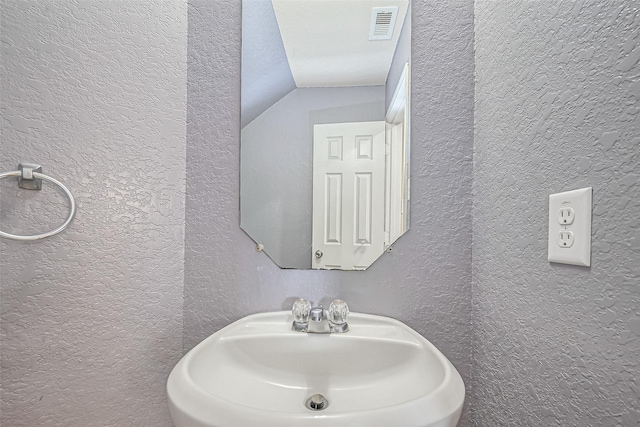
[291,299,349,334]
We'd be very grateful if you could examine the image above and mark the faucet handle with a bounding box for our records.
[328,299,349,333]
[292,299,311,332]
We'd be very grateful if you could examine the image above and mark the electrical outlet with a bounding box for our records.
[548,187,592,266]
[558,207,575,225]
[557,231,574,248]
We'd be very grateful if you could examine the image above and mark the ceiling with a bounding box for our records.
[272,0,409,87]
[241,0,410,127]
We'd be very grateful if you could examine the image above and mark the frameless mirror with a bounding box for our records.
[241,0,411,270]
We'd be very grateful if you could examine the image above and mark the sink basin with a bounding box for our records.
[167,311,465,427]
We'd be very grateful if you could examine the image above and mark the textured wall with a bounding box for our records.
[185,0,474,423]
[472,1,640,426]
[0,1,187,426]
[241,85,385,269]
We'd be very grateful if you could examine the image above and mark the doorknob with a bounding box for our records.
[315,250,323,258]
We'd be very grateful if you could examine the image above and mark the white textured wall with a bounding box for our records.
[0,1,187,426]
[473,1,640,425]
[185,0,474,424]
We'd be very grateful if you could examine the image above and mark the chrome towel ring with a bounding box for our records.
[0,163,76,241]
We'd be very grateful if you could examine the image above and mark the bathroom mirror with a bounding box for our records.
[241,0,411,270]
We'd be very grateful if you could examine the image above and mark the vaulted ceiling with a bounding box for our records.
[241,0,409,127]
[272,0,409,87]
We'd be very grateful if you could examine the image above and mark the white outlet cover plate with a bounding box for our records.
[548,187,592,266]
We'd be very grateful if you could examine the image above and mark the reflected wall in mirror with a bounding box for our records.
[241,0,411,270]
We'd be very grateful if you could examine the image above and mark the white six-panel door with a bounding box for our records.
[312,121,386,270]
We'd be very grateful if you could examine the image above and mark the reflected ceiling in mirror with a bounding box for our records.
[241,0,411,270]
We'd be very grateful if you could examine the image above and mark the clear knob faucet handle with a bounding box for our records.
[328,299,349,325]
[292,299,311,323]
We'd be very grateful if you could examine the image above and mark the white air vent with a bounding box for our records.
[369,6,399,41]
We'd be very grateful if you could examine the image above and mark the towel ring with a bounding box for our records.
[0,165,76,241]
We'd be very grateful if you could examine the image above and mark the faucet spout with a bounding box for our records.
[307,305,330,333]
[309,306,324,322]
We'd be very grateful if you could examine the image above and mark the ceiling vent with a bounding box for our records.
[369,6,399,41]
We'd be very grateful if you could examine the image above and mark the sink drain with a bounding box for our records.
[305,393,328,411]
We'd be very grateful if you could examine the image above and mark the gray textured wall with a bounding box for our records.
[5,1,636,426]
[185,0,474,422]
[241,85,385,269]
[472,1,640,426]
[0,1,187,426]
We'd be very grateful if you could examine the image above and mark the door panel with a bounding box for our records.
[312,121,386,270]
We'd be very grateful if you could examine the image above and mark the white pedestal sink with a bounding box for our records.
[167,311,465,427]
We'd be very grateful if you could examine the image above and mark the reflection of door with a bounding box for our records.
[385,62,411,247]
[312,121,386,270]
[387,122,405,245]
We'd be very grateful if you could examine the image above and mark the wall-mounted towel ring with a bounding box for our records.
[0,163,76,241]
